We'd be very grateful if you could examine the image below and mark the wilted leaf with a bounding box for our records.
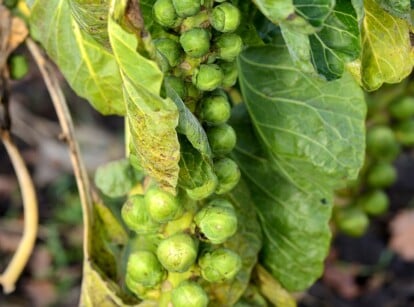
[376,0,412,21]
[107,17,180,193]
[29,0,125,115]
[69,0,110,47]
[361,0,414,91]
[165,82,211,157]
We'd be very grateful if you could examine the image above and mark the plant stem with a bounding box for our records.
[26,38,94,256]
[0,131,38,294]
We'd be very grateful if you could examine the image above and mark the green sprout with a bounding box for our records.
[180,28,211,58]
[153,0,182,28]
[197,94,231,125]
[206,123,237,156]
[125,250,165,288]
[144,188,183,223]
[214,157,241,194]
[357,190,389,216]
[171,281,209,307]
[121,195,160,234]
[210,3,241,33]
[215,33,243,62]
[198,248,242,283]
[154,38,183,72]
[156,233,198,272]
[194,198,237,244]
[172,0,201,17]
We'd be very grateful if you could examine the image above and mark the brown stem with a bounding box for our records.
[26,38,93,256]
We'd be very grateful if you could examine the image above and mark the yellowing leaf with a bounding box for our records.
[361,0,414,91]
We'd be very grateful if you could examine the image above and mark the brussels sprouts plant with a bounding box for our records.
[4,0,414,306]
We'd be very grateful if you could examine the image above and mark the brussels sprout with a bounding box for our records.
[206,124,237,156]
[335,207,369,237]
[366,162,397,188]
[153,0,182,28]
[214,157,241,194]
[192,64,224,91]
[394,119,414,146]
[197,95,231,125]
[366,126,400,161]
[194,198,237,244]
[186,172,218,200]
[154,38,182,71]
[156,233,198,272]
[357,190,389,216]
[121,195,160,234]
[210,3,241,33]
[144,188,183,223]
[126,250,165,288]
[180,28,211,58]
[9,55,28,80]
[389,97,414,120]
[220,61,238,88]
[172,0,201,17]
[215,33,243,62]
[171,281,209,307]
[165,76,187,99]
[198,248,242,283]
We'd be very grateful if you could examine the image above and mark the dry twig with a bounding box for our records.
[26,38,93,256]
[0,131,38,294]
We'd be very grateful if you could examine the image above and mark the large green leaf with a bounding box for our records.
[107,17,180,193]
[206,180,262,306]
[238,45,366,188]
[309,0,361,80]
[29,0,125,115]
[230,105,333,291]
[361,0,414,91]
[69,0,110,47]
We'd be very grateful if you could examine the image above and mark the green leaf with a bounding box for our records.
[69,0,110,47]
[165,82,211,157]
[252,0,296,23]
[238,45,366,188]
[29,0,125,115]
[361,0,414,91]
[94,159,144,198]
[293,0,335,27]
[309,0,361,80]
[107,17,180,193]
[206,180,262,306]
[230,105,333,291]
[177,136,217,199]
[279,22,315,73]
